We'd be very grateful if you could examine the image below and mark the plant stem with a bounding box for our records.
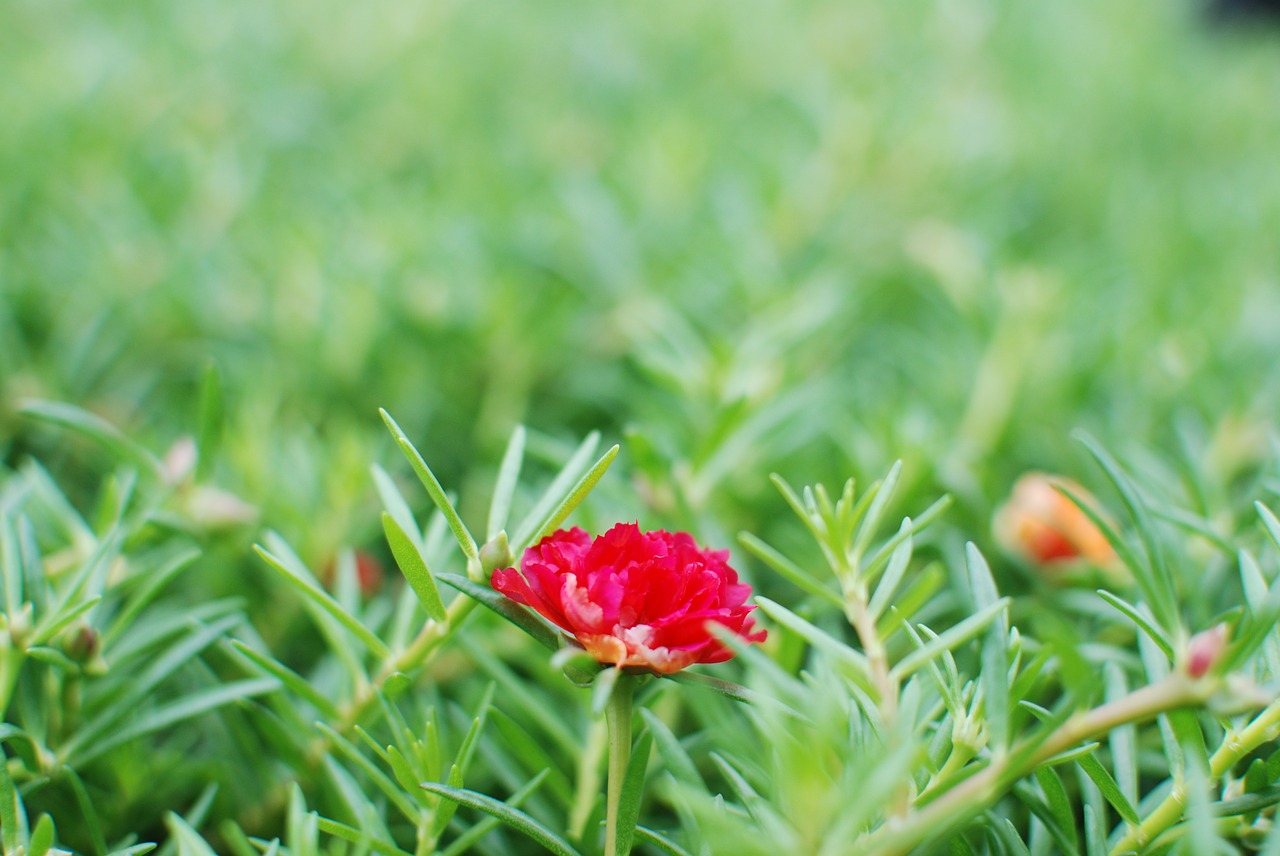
[1109,696,1280,855]
[859,672,1215,856]
[604,671,637,856]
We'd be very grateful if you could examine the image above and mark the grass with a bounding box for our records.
[2,0,1280,852]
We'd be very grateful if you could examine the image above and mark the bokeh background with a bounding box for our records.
[3,0,1280,578]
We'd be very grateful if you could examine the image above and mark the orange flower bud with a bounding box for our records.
[994,473,1115,567]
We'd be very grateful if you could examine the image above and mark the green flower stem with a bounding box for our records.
[1109,695,1280,855]
[332,593,479,736]
[604,671,637,856]
[860,672,1216,856]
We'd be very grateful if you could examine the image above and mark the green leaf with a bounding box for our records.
[195,360,225,482]
[0,757,22,852]
[419,782,583,856]
[19,400,163,478]
[255,545,391,661]
[852,460,902,559]
[314,818,412,856]
[488,425,527,541]
[867,519,914,620]
[1096,589,1175,661]
[380,408,478,560]
[382,512,448,622]
[75,678,278,766]
[0,513,23,617]
[528,444,620,546]
[662,670,760,705]
[614,730,653,856]
[230,641,339,719]
[437,769,550,856]
[437,572,559,650]
[167,813,219,856]
[738,532,843,609]
[30,813,56,856]
[372,463,423,550]
[634,827,694,856]
[591,665,622,718]
[103,546,201,648]
[967,543,1009,752]
[511,432,602,551]
[754,596,876,695]
[639,709,702,788]
[316,724,421,822]
[890,598,1010,682]
[1075,432,1179,633]
[66,767,107,856]
[1076,751,1141,827]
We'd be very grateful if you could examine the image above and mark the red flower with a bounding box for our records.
[491,524,766,674]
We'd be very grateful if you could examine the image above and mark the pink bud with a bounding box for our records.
[1186,624,1229,679]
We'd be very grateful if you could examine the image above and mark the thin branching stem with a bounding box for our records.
[859,672,1218,856]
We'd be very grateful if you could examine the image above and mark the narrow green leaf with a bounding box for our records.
[195,361,225,482]
[382,513,447,622]
[380,408,478,560]
[316,724,421,822]
[511,433,601,550]
[890,598,1010,682]
[66,767,107,856]
[372,463,423,550]
[230,641,338,719]
[420,782,582,856]
[103,546,201,648]
[852,460,902,559]
[0,756,22,851]
[31,595,102,648]
[255,545,391,661]
[634,826,694,856]
[1076,751,1140,827]
[738,532,843,609]
[437,572,559,650]
[591,665,622,718]
[867,519,914,620]
[19,400,163,478]
[1012,778,1077,855]
[166,813,218,856]
[0,513,22,617]
[75,679,278,766]
[1097,589,1175,661]
[754,596,876,695]
[1075,433,1179,633]
[529,444,619,546]
[314,818,412,856]
[967,543,1009,751]
[488,425,526,541]
[437,769,549,856]
[662,670,759,705]
[30,813,55,856]
[1257,502,1280,555]
[615,730,654,856]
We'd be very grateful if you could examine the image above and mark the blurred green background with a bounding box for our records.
[3,0,1279,565]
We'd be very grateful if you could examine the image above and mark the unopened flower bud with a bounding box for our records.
[994,473,1115,568]
[63,623,101,663]
[162,436,198,486]
[479,531,513,575]
[1186,623,1230,679]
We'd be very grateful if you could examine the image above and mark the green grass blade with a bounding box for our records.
[1096,589,1175,661]
[372,463,423,550]
[380,408,478,560]
[255,545,391,661]
[382,512,447,622]
[166,813,218,856]
[511,433,601,550]
[314,818,412,856]
[634,826,694,856]
[1076,751,1140,827]
[437,769,550,856]
[420,782,582,856]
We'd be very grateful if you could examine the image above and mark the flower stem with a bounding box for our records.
[604,670,637,856]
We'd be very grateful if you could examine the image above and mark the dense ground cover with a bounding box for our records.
[3,0,1280,852]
